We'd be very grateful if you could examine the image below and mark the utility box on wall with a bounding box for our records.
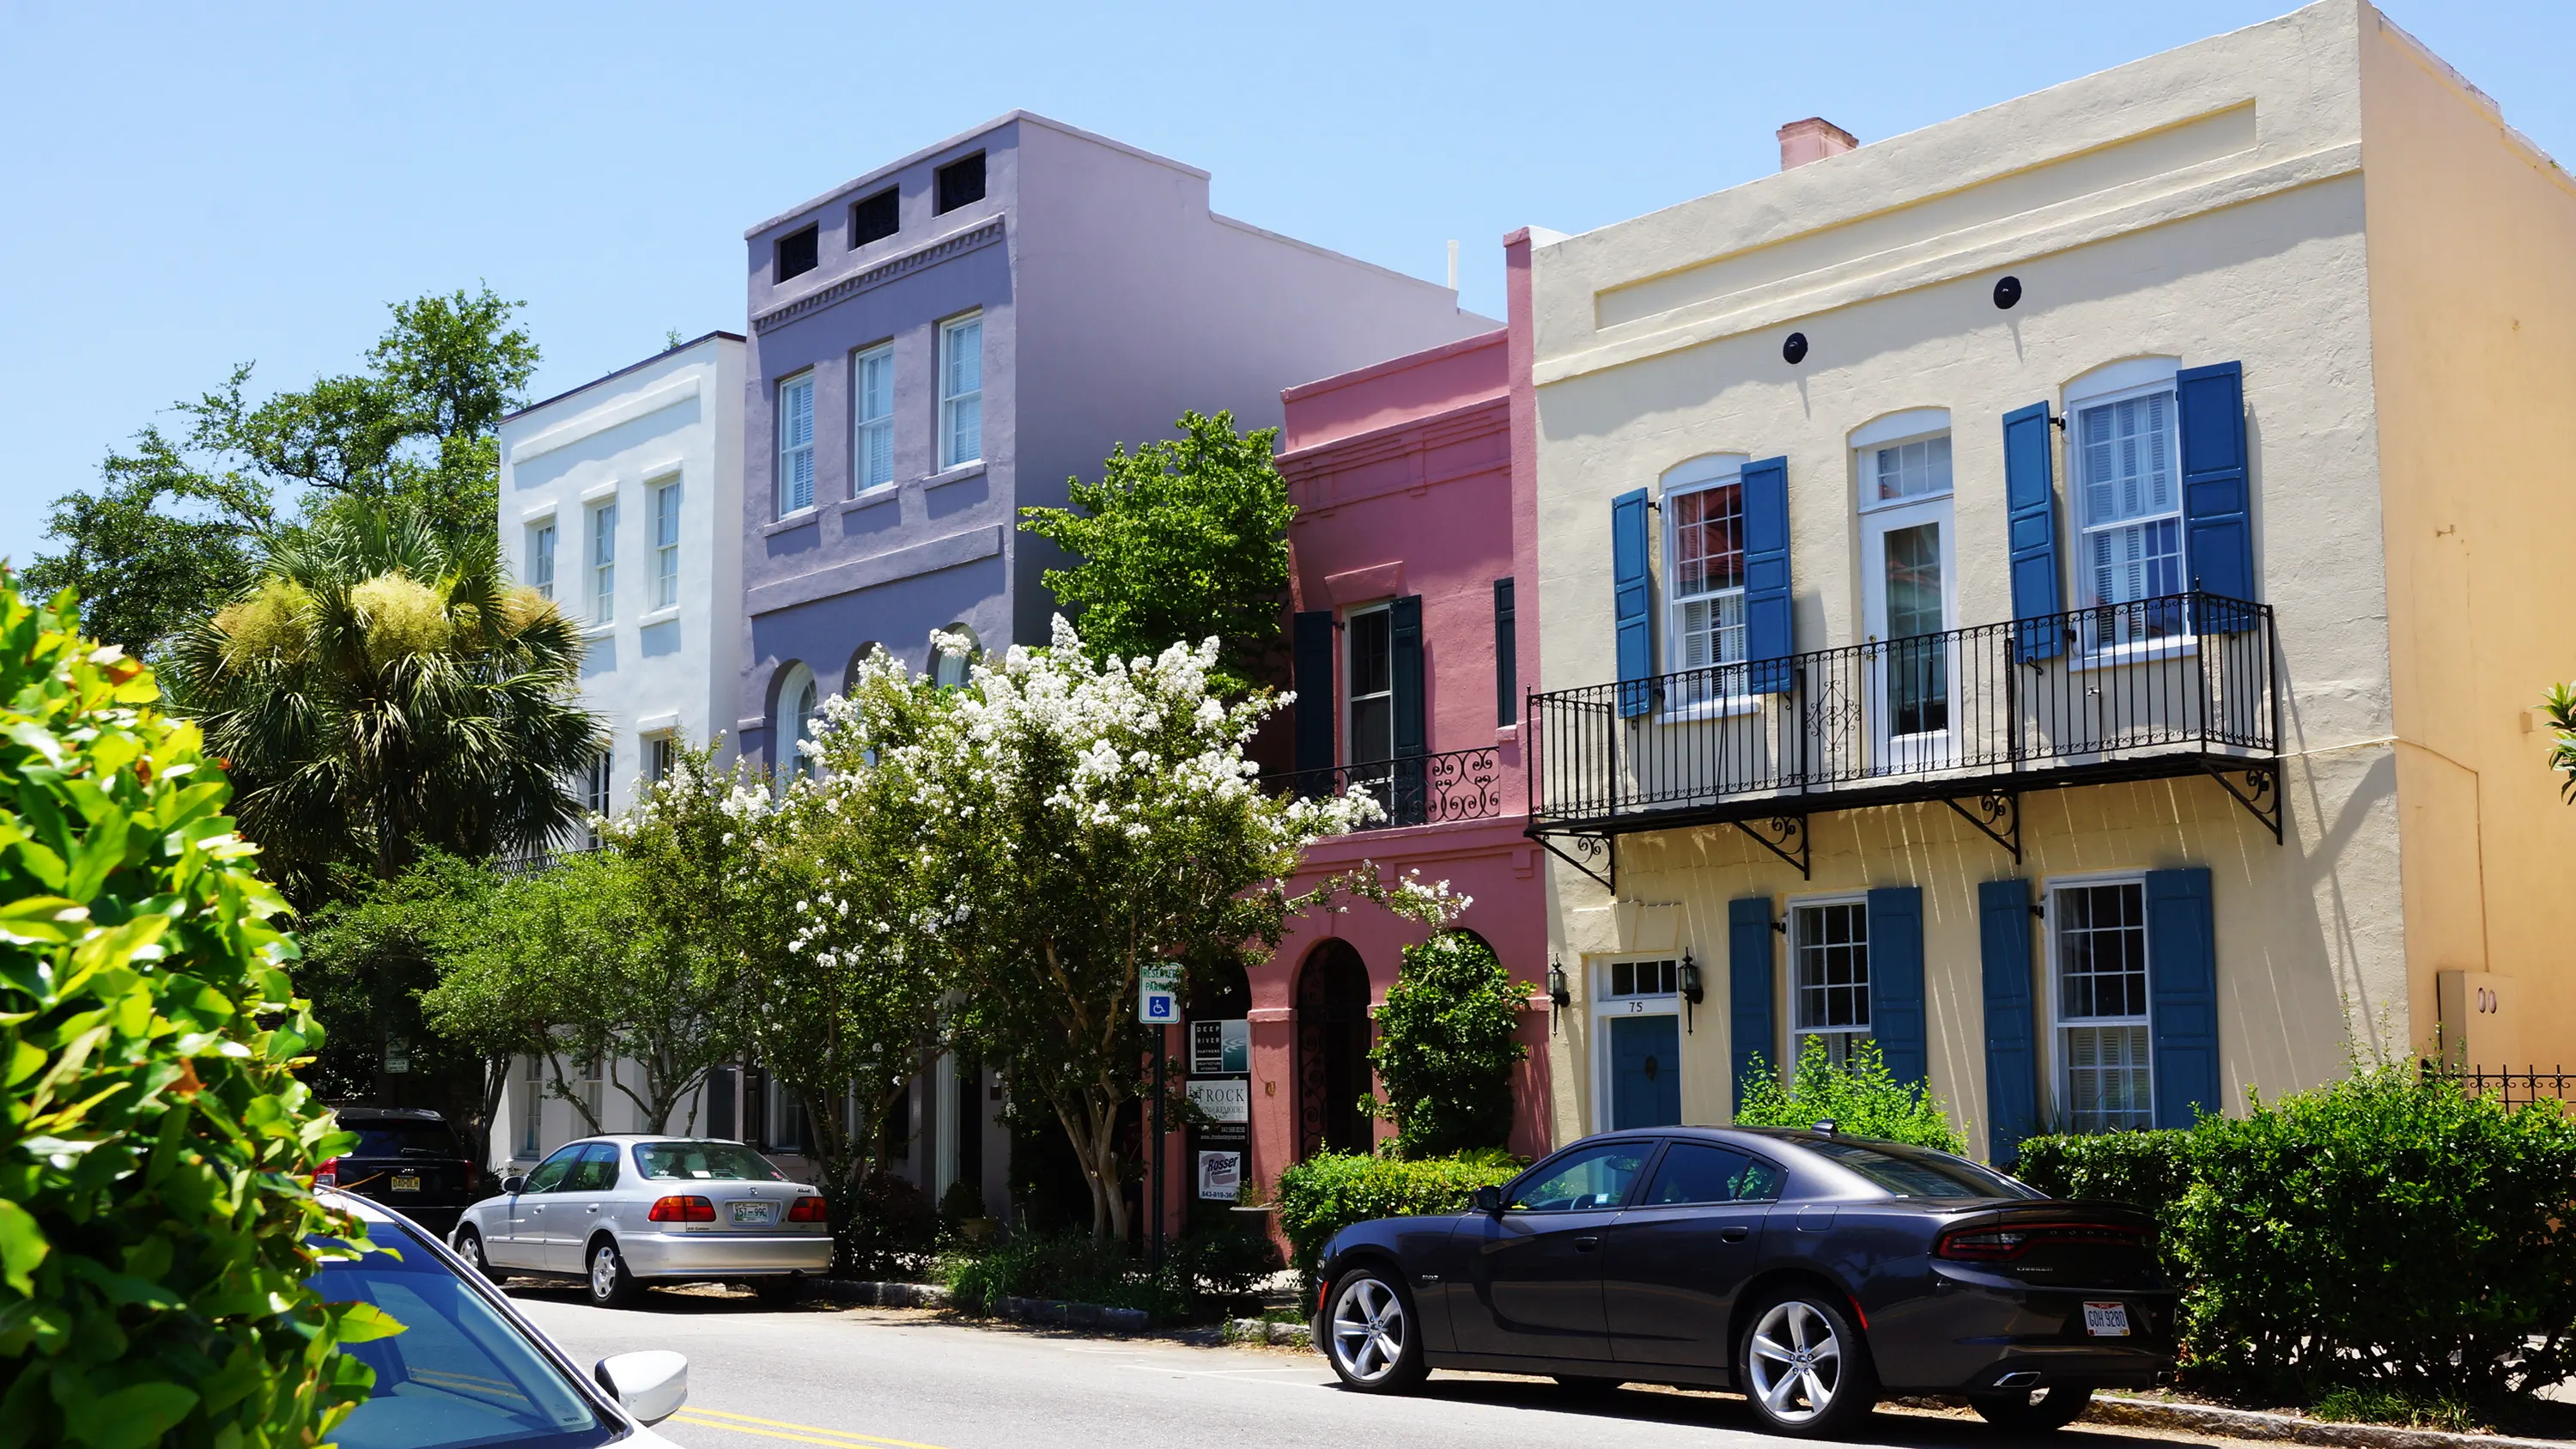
[2436,971,2524,1072]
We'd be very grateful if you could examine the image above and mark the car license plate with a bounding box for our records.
[2083,1300,2131,1337]
[390,1174,421,1194]
[731,1201,775,1227]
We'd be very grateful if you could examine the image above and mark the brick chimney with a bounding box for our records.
[1778,117,1858,170]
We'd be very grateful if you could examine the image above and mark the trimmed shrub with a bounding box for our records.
[939,1222,1276,1320]
[2171,1067,2576,1402]
[0,581,375,1447]
[2013,1129,2194,1278]
[1273,1149,1521,1284]
[1365,931,1529,1159]
[1732,1039,1966,1153]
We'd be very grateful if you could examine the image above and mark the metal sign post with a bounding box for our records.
[1139,965,1180,1269]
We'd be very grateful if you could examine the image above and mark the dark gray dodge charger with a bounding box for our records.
[1309,1126,2172,1438]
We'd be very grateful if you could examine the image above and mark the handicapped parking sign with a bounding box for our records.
[1138,963,1181,1025]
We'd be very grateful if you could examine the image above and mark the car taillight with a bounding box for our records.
[648,1195,716,1223]
[314,1158,341,1190]
[787,1196,828,1223]
[1936,1222,2144,1261]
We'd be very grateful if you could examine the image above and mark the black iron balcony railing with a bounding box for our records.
[1267,745,1510,830]
[1527,591,2277,876]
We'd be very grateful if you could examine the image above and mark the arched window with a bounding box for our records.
[843,642,883,696]
[774,662,819,785]
[1296,941,1375,1158]
[932,624,979,690]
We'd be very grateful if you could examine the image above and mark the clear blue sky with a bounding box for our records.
[3,1,2567,568]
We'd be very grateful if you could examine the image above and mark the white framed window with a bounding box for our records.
[2050,878,2154,1132]
[854,343,894,490]
[779,372,817,514]
[581,1053,605,1128]
[586,500,617,624]
[1864,434,1953,508]
[1664,457,1746,675]
[1343,604,1393,764]
[527,521,556,601]
[1790,898,1871,1068]
[580,751,611,848]
[2073,382,2183,614]
[939,314,983,470]
[650,478,681,609]
[645,734,676,784]
[776,664,820,785]
[519,1052,544,1156]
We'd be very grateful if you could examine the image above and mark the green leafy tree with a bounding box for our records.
[164,505,601,902]
[1364,931,1527,1158]
[1018,411,1294,697]
[0,577,384,1447]
[2544,683,2576,801]
[28,286,538,657]
[908,619,1458,1240]
[1732,1039,1968,1153]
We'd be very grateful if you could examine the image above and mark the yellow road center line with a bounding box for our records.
[671,1407,953,1449]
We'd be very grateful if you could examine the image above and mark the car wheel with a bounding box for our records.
[1323,1266,1427,1393]
[1555,1376,1625,1398]
[1970,1385,2093,1432]
[1737,1291,1878,1437]
[453,1227,504,1285]
[752,1277,803,1307]
[585,1239,638,1310]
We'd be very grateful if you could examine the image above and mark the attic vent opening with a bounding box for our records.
[935,153,987,214]
[775,225,819,282]
[850,187,898,247]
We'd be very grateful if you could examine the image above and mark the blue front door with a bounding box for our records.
[1609,1014,1681,1129]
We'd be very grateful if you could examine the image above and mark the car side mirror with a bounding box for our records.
[1471,1185,1504,1215]
[596,1350,689,1424]
[501,1175,525,1196]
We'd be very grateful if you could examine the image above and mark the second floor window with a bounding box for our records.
[1346,605,1392,764]
[646,734,675,783]
[2076,387,2181,609]
[854,344,894,490]
[1792,900,1871,1068]
[580,750,611,848]
[587,501,617,624]
[651,478,681,609]
[1668,473,1745,672]
[940,315,983,470]
[528,521,556,601]
[780,374,817,514]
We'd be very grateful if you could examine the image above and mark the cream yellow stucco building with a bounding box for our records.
[1522,0,2576,1160]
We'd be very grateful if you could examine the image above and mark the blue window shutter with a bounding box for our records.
[1611,488,1655,717]
[1728,896,1777,1115]
[2177,362,2254,606]
[2146,868,2221,1129]
[1866,886,1927,1089]
[1740,456,1795,693]
[2002,402,2064,661]
[1978,879,2039,1163]
[1292,611,1334,778]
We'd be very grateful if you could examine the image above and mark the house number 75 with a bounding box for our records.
[1626,1000,1646,1014]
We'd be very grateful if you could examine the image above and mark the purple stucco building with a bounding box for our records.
[736,111,1492,784]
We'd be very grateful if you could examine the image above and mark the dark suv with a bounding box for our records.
[319,1106,479,1237]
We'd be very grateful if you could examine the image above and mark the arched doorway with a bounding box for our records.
[1296,941,1374,1158]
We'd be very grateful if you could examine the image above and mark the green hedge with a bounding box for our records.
[1734,1039,1966,1152]
[1272,1150,1521,1285]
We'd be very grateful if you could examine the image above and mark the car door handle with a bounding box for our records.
[586,1205,601,1215]
[1573,1236,1601,1252]
[1721,1226,1751,1242]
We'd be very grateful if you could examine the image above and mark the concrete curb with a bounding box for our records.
[995,1295,1151,1333]
[1223,1318,1315,1348]
[2091,1396,2564,1449]
[807,1279,951,1309]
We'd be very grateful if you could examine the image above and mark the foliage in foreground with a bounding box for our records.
[1364,931,1529,1159]
[2011,1128,2193,1273]
[0,580,381,1448]
[2545,682,2576,802]
[1271,1150,1522,1285]
[1731,1039,1968,1153]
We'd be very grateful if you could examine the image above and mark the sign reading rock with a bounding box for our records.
[1186,1077,1249,1124]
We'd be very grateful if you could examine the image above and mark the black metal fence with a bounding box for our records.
[2420,1062,2576,1106]
[1266,745,1508,829]
[1529,591,2276,829]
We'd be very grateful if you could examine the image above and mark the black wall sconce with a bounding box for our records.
[1546,955,1570,1033]
[1782,332,1809,365]
[1993,275,2022,310]
[1678,948,1704,1033]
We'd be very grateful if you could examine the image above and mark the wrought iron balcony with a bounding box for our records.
[1526,591,2277,879]
[1267,745,1510,830]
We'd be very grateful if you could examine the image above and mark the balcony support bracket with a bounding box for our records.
[1534,831,1616,892]
[2203,760,2283,844]
[1942,789,2020,864]
[1731,814,1810,880]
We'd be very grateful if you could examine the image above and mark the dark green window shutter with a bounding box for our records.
[1493,578,1517,727]
[1291,611,1334,777]
[2146,867,2221,1129]
[1611,488,1654,717]
[1391,594,1425,758]
[1740,455,1794,692]
[2002,402,2064,661]
[1978,879,2038,1163]
[2177,362,2253,605]
[1866,886,1926,1088]
[1728,896,1777,1115]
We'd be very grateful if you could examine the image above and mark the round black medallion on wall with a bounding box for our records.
[1993,275,2023,309]
[1782,332,1809,365]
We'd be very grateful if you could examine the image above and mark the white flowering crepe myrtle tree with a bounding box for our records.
[895,618,1463,1242]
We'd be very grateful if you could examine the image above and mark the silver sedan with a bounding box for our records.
[451,1135,833,1307]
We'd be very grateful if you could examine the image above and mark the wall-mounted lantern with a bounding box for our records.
[1546,955,1571,1035]
[1678,949,1704,1033]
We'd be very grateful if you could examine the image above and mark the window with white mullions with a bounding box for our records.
[527,521,556,601]
[779,373,817,514]
[2075,387,2183,647]
[1344,606,1393,765]
[939,315,983,470]
[1792,900,1872,1068]
[1871,435,1952,504]
[587,500,617,624]
[1666,461,1747,695]
[2053,880,2154,1131]
[651,478,681,609]
[854,344,894,490]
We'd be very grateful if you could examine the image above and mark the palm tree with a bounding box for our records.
[167,506,601,901]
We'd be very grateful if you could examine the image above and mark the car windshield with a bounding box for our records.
[635,1141,786,1181]
[1801,1139,2040,1200]
[311,1219,617,1449]
[348,1123,460,1158]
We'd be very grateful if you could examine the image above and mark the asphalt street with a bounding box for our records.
[511,1284,2247,1449]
